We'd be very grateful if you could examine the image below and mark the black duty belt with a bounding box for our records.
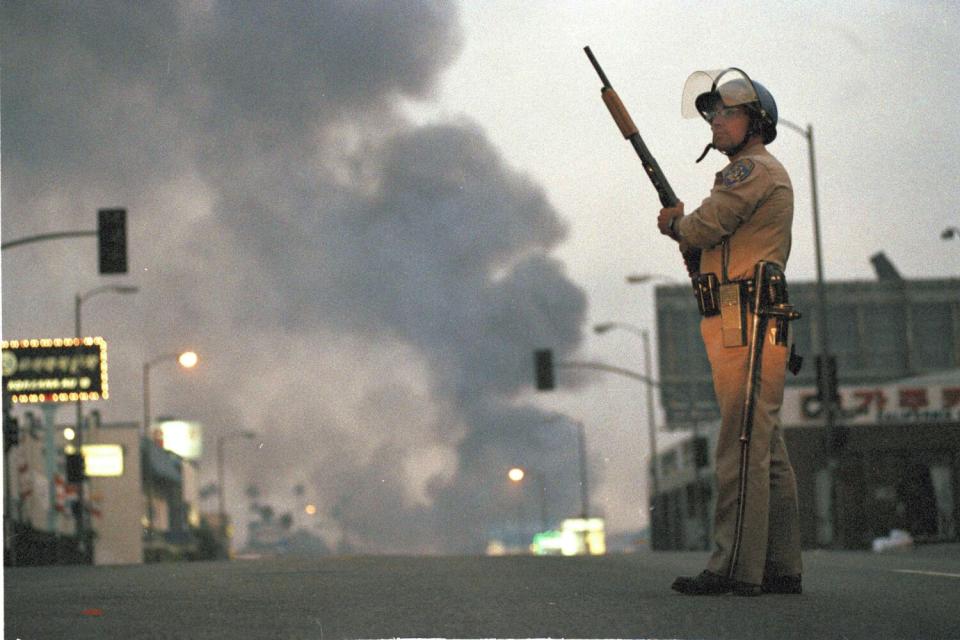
[694,273,755,317]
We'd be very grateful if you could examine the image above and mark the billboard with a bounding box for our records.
[83,444,124,477]
[156,419,203,460]
[782,380,960,428]
[2,338,108,403]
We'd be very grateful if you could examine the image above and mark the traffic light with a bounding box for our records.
[66,452,85,483]
[815,355,839,404]
[534,349,555,391]
[4,414,19,450]
[3,393,18,450]
[97,208,127,274]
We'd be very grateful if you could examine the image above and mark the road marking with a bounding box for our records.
[893,569,960,579]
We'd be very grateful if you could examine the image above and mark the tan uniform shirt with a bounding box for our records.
[677,145,793,280]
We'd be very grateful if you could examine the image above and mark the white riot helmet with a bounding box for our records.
[682,67,778,161]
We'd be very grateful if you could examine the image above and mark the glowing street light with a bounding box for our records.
[143,351,199,437]
[178,351,199,368]
[507,466,548,534]
[142,349,199,544]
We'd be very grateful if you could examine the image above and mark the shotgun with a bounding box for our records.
[584,46,701,280]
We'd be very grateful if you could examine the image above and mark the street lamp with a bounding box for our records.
[533,354,661,538]
[592,322,660,508]
[574,420,589,520]
[507,466,548,533]
[217,430,257,556]
[538,415,591,520]
[74,284,138,559]
[142,351,198,438]
[142,350,198,543]
[780,117,839,547]
[595,320,713,550]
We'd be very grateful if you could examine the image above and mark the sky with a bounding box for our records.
[2,1,959,554]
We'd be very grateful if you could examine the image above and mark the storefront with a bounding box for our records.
[782,371,960,548]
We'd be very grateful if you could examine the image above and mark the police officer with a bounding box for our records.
[657,68,803,596]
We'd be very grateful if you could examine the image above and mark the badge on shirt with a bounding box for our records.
[721,158,756,188]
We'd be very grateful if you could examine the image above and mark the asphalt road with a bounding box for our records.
[5,545,960,639]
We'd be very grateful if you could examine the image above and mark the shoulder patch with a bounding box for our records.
[721,158,756,187]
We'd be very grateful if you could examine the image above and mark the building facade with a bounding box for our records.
[652,272,960,550]
[4,413,206,565]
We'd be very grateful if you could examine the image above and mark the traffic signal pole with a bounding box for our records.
[3,208,130,563]
[1,230,97,250]
[2,208,128,275]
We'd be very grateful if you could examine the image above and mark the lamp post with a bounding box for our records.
[217,430,257,557]
[534,353,661,543]
[574,420,589,520]
[507,466,548,534]
[593,322,660,508]
[142,350,198,543]
[74,284,138,559]
[538,417,590,520]
[780,118,839,547]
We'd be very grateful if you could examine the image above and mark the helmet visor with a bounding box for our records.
[682,68,760,120]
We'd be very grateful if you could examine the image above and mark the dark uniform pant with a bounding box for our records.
[701,313,803,585]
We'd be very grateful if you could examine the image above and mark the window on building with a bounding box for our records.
[829,304,863,372]
[864,304,907,373]
[912,303,955,370]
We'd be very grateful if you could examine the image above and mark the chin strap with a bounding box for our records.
[697,136,751,163]
[697,113,763,163]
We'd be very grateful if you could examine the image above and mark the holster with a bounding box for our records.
[759,262,797,347]
[694,272,720,317]
[694,273,753,347]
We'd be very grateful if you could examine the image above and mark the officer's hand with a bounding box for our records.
[658,202,684,239]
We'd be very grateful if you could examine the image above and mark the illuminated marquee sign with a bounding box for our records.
[83,444,124,477]
[783,382,960,428]
[2,338,109,403]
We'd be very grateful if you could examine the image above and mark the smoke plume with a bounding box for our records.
[1,1,589,553]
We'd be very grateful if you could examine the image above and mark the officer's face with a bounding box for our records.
[710,106,750,152]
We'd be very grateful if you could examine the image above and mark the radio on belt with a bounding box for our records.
[720,282,747,347]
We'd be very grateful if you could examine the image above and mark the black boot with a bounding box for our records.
[671,570,762,596]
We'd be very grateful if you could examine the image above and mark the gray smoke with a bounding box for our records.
[1,1,589,553]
